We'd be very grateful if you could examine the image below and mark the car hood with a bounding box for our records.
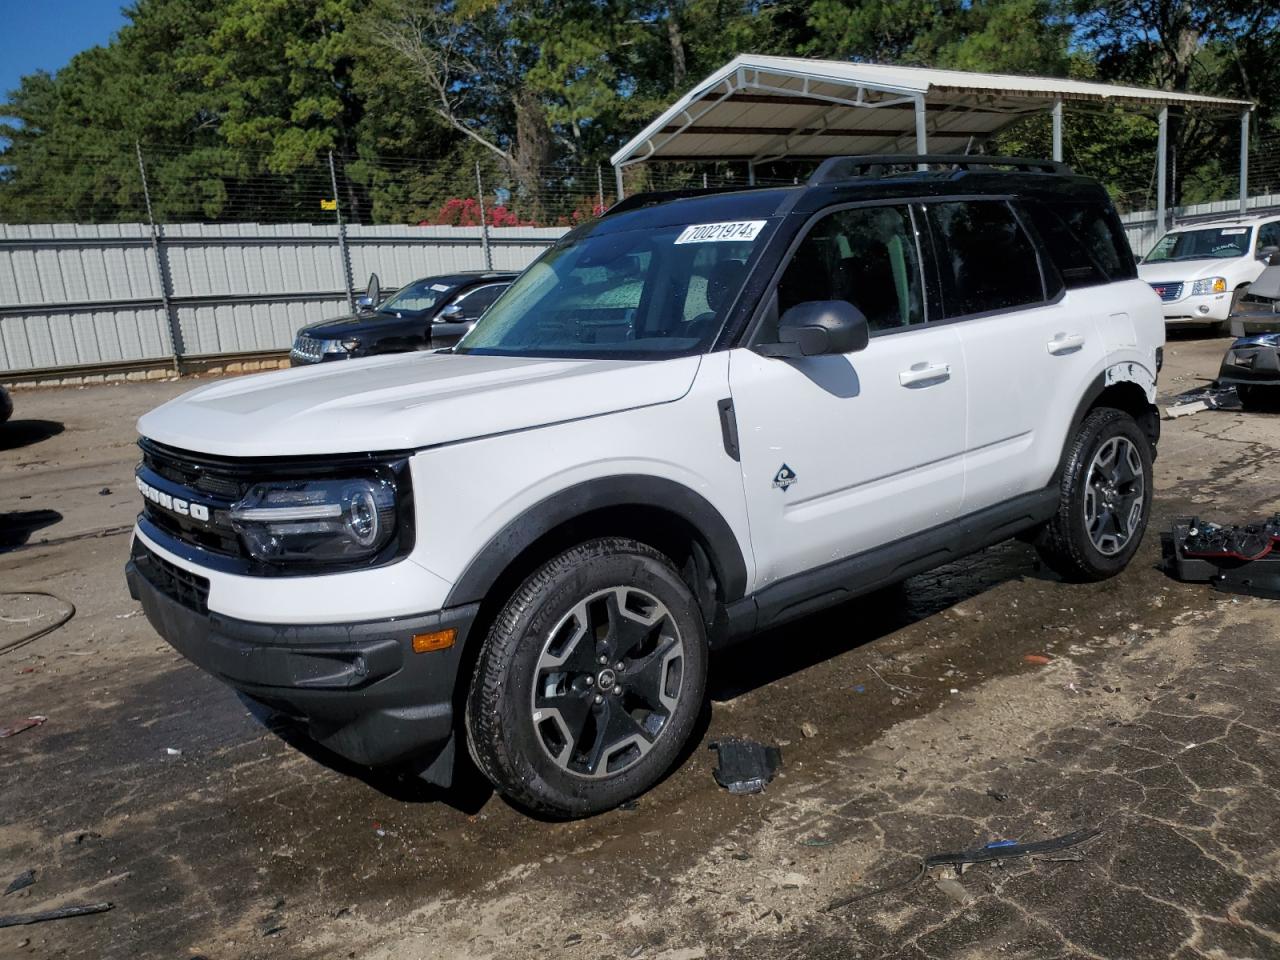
[138,352,702,456]
[1138,258,1243,283]
[297,310,422,339]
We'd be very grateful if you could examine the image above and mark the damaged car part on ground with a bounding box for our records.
[1162,515,1280,599]
[126,154,1163,817]
[823,827,1103,911]
[1216,332,1280,411]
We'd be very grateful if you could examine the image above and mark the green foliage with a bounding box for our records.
[2,0,1277,224]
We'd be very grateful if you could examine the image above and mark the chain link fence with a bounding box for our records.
[3,136,1280,378]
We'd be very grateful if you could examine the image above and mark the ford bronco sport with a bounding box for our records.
[127,155,1163,817]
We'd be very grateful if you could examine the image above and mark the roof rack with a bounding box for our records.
[808,154,1074,186]
[602,184,773,218]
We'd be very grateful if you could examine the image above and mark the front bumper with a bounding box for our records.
[126,538,478,771]
[1161,292,1231,324]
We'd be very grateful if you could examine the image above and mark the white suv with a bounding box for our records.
[126,156,1164,817]
[1138,213,1280,332]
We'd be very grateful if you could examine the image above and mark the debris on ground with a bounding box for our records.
[824,827,1102,911]
[934,877,973,905]
[0,902,113,928]
[986,788,1009,802]
[4,869,36,895]
[97,487,111,496]
[1162,515,1280,599]
[1023,654,1052,665]
[1163,384,1241,419]
[709,738,782,795]
[0,592,76,656]
[800,722,818,739]
[164,747,182,756]
[0,715,47,738]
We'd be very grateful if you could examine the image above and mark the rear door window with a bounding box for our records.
[1024,201,1108,290]
[926,201,1045,318]
[1046,201,1133,280]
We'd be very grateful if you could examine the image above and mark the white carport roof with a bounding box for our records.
[610,55,1253,167]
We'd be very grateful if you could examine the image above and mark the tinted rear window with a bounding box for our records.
[927,201,1045,318]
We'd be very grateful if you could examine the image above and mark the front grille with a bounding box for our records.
[290,335,323,364]
[139,441,250,558]
[132,538,210,615]
[1149,281,1184,303]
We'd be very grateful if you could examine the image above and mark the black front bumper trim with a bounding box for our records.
[126,556,478,769]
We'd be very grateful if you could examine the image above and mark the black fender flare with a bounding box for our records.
[442,475,750,608]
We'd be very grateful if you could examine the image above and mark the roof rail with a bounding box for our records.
[809,154,1074,185]
[602,184,775,218]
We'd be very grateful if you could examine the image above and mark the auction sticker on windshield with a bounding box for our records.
[674,220,767,244]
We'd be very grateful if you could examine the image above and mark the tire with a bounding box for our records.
[0,386,11,425]
[465,538,708,817]
[1238,384,1280,412]
[1035,407,1154,582]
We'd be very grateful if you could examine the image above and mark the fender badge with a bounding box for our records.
[773,464,797,490]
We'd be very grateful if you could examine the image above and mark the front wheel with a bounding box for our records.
[1035,407,1154,582]
[465,538,708,817]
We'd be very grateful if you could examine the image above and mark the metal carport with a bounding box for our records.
[611,55,1254,232]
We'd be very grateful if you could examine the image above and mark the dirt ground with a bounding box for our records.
[1,336,1278,960]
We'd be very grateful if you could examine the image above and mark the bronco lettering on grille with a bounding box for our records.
[135,475,211,522]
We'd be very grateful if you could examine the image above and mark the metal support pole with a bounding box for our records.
[914,95,928,170]
[1051,99,1063,163]
[596,164,605,214]
[747,160,756,186]
[328,152,355,311]
[1240,108,1251,216]
[475,162,493,271]
[614,165,625,202]
[1156,107,1169,235]
[136,141,181,374]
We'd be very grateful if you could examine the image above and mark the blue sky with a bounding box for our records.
[0,0,128,101]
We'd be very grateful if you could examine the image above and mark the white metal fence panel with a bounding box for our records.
[0,222,566,374]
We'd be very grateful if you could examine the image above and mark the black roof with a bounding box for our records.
[596,155,1110,234]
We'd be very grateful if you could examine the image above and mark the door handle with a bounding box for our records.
[899,362,951,387]
[1047,333,1085,356]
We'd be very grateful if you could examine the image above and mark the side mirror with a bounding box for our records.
[356,295,374,309]
[437,303,464,322]
[757,300,869,358]
[365,272,381,307]
[1259,245,1280,262]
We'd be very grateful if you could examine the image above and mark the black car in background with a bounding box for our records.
[290,271,516,364]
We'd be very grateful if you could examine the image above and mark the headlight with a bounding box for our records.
[1191,277,1227,295]
[319,339,353,355]
[229,476,397,563]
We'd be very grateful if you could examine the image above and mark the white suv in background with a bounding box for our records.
[1138,213,1280,332]
[127,156,1164,817]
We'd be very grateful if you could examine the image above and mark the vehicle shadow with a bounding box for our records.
[242,701,496,815]
[709,540,1048,701]
[0,509,63,551]
[0,419,65,452]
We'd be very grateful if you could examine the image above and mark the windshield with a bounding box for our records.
[376,278,456,316]
[456,218,775,359]
[1144,225,1253,263]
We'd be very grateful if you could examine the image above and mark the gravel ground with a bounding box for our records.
[0,334,1277,960]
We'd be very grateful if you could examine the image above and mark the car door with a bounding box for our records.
[431,283,510,346]
[728,202,967,588]
[926,198,1108,514]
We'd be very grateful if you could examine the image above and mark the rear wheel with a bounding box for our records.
[1035,407,1153,582]
[465,538,707,817]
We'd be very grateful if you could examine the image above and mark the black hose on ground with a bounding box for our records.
[0,592,76,655]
